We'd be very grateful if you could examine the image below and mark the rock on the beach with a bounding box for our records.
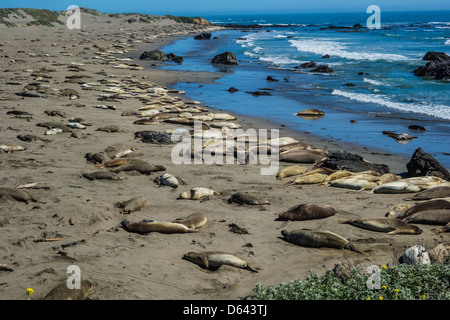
[140,132,174,144]
[139,50,169,61]
[413,51,450,80]
[406,148,450,181]
[211,51,238,65]
[194,32,211,40]
[318,150,390,175]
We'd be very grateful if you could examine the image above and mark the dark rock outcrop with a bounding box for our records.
[194,32,212,40]
[139,50,169,61]
[166,53,183,63]
[413,51,450,80]
[211,51,238,65]
[311,65,334,73]
[406,148,450,181]
[298,61,317,69]
[141,132,174,144]
[318,150,390,175]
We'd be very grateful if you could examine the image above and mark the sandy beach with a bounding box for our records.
[0,9,449,301]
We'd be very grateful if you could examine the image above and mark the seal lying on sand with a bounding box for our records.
[277,203,336,221]
[0,187,35,203]
[178,187,219,200]
[121,219,197,234]
[115,196,147,214]
[339,218,423,234]
[183,251,259,272]
[82,171,122,181]
[227,192,270,205]
[96,125,128,133]
[43,280,94,300]
[399,199,450,219]
[385,203,413,218]
[278,149,328,164]
[111,159,166,175]
[173,213,207,229]
[371,181,421,194]
[402,209,450,225]
[276,165,308,180]
[281,229,361,253]
[404,186,450,201]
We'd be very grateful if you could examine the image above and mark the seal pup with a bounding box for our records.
[403,186,450,201]
[104,144,137,159]
[121,219,197,234]
[0,187,35,203]
[399,245,431,265]
[399,199,450,219]
[115,196,147,214]
[0,145,26,153]
[371,181,421,194]
[227,192,270,205]
[402,209,450,225]
[154,173,180,188]
[276,165,309,180]
[43,280,94,300]
[111,159,166,175]
[277,204,337,221]
[278,149,328,164]
[385,203,413,218]
[281,229,360,253]
[290,173,328,185]
[329,178,378,191]
[96,125,128,133]
[183,251,259,273]
[16,134,52,142]
[338,218,423,235]
[428,243,450,262]
[173,213,207,228]
[82,171,122,181]
[96,158,132,168]
[178,187,219,200]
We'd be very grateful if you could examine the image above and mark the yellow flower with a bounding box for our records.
[394,289,399,293]
[381,286,387,290]
[381,265,387,270]
[379,296,384,300]
[26,288,34,296]
[366,297,371,300]
[422,294,427,299]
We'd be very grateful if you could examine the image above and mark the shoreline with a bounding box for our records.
[0,15,448,301]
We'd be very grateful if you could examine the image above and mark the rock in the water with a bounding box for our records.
[318,150,390,175]
[211,51,238,65]
[166,53,183,63]
[298,61,317,68]
[413,51,450,80]
[139,50,169,61]
[406,148,450,181]
[312,65,333,73]
[194,32,212,40]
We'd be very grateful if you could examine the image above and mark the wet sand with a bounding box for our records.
[0,11,448,301]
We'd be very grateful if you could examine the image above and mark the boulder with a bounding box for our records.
[413,51,450,80]
[311,65,334,73]
[298,61,317,68]
[166,53,183,63]
[139,50,169,61]
[406,148,450,181]
[318,150,390,175]
[211,51,238,65]
[194,32,212,40]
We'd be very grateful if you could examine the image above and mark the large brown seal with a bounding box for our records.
[279,149,328,164]
[402,209,450,225]
[183,251,259,272]
[404,186,450,201]
[339,218,423,234]
[43,280,94,300]
[399,199,450,219]
[121,219,197,234]
[82,171,122,181]
[111,159,166,175]
[0,187,35,203]
[277,204,337,221]
[281,229,361,253]
[227,192,270,205]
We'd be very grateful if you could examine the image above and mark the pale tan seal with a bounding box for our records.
[428,243,450,262]
[281,229,361,253]
[121,219,197,234]
[0,187,35,203]
[183,251,259,272]
[339,217,423,234]
[115,196,147,214]
[277,203,337,221]
[371,181,422,194]
[402,209,450,225]
[329,177,378,191]
[0,145,26,153]
[278,149,328,164]
[276,165,309,180]
[432,222,450,234]
[290,173,328,184]
[227,192,270,205]
[178,187,219,200]
[43,280,94,300]
[173,213,207,228]
[96,125,128,133]
[385,203,413,218]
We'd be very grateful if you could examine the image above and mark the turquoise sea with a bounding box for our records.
[158,11,450,169]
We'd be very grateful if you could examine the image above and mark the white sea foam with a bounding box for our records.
[332,89,450,120]
[446,40,450,45]
[289,39,409,61]
[259,55,302,66]
[363,78,389,86]
[273,35,287,39]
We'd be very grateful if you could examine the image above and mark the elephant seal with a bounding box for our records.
[279,149,328,164]
[0,187,35,203]
[97,158,132,168]
[277,204,336,221]
[330,178,378,191]
[43,280,94,300]
[104,144,137,159]
[96,125,127,133]
[155,173,180,188]
[400,199,450,219]
[115,196,147,214]
[339,218,423,235]
[0,145,26,153]
[371,181,421,194]
[293,108,325,118]
[277,142,315,153]
[291,173,328,185]
[112,159,166,175]
[432,222,450,234]
[276,165,308,180]
[399,245,431,265]
[17,134,52,142]
[178,187,219,200]
[121,219,197,234]
[82,171,122,181]
[428,243,450,263]
[404,186,450,201]
[402,209,450,225]
[281,229,360,253]
[183,251,259,273]
[227,192,270,205]
[173,213,207,228]
[385,203,413,218]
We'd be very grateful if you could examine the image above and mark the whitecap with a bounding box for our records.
[331,90,450,120]
[446,39,450,45]
[363,78,389,86]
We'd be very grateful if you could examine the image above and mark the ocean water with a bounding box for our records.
[158,11,450,170]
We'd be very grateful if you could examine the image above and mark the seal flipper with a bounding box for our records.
[246,263,259,273]
[201,255,210,269]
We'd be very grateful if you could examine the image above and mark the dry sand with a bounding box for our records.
[0,11,448,301]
